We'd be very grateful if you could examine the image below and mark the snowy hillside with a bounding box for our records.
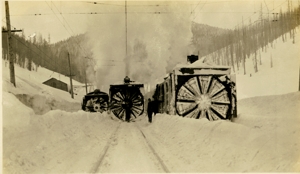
[235,29,300,100]
[2,29,300,173]
[194,27,300,100]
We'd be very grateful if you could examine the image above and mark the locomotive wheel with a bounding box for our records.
[110,88,144,121]
[176,76,231,121]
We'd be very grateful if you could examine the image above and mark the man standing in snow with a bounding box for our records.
[147,98,153,123]
[152,98,158,116]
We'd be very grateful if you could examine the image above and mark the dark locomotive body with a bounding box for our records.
[81,89,109,113]
[152,58,237,121]
[82,76,144,122]
[109,76,144,121]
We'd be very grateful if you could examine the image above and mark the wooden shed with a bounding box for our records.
[42,78,68,92]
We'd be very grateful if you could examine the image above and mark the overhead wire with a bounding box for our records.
[50,1,91,58]
[5,31,64,80]
[46,0,95,62]
[85,1,195,7]
[46,0,118,72]
[264,0,270,12]
[2,18,83,76]
[10,34,57,70]
[85,1,124,6]
[88,0,238,6]
[44,1,78,72]
[193,1,207,20]
[191,1,202,16]
[10,1,250,17]
[45,1,73,40]
[233,0,287,29]
[10,11,195,16]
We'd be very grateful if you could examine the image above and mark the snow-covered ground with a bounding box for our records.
[2,29,300,173]
[235,32,300,100]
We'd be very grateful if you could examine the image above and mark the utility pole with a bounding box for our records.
[4,1,22,87]
[125,0,129,76]
[84,59,88,94]
[84,69,88,94]
[68,52,74,99]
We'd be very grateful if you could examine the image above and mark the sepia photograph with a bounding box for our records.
[1,0,300,173]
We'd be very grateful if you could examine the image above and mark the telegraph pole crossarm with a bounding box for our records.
[2,29,22,33]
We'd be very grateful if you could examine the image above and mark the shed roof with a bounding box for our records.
[43,77,67,84]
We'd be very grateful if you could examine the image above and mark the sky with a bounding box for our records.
[2,0,297,44]
[1,0,298,88]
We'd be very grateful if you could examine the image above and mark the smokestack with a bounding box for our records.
[187,55,198,64]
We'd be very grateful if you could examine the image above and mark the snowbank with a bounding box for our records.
[136,91,300,172]
[3,108,120,174]
[2,91,32,129]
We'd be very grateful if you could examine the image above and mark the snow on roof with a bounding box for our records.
[187,57,231,69]
[41,71,83,86]
[173,56,231,70]
[111,80,144,86]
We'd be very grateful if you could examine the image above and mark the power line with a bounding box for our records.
[234,0,287,29]
[88,2,169,7]
[50,1,90,57]
[85,1,124,6]
[45,1,93,64]
[10,35,57,69]
[2,19,124,68]
[11,11,193,16]
[88,1,237,6]
[264,0,270,12]
[2,18,72,72]
[191,1,203,15]
[193,0,207,20]
[45,1,73,38]
[85,1,196,7]
[2,20,47,57]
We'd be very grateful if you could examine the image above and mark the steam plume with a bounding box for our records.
[86,1,194,90]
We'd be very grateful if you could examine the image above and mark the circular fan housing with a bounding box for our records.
[110,87,144,121]
[176,75,231,121]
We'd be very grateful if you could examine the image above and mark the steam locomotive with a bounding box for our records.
[81,76,144,122]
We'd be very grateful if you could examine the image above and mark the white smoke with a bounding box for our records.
[86,1,194,89]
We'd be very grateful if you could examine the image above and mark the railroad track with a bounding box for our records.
[135,123,170,173]
[89,122,170,173]
[89,122,122,173]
